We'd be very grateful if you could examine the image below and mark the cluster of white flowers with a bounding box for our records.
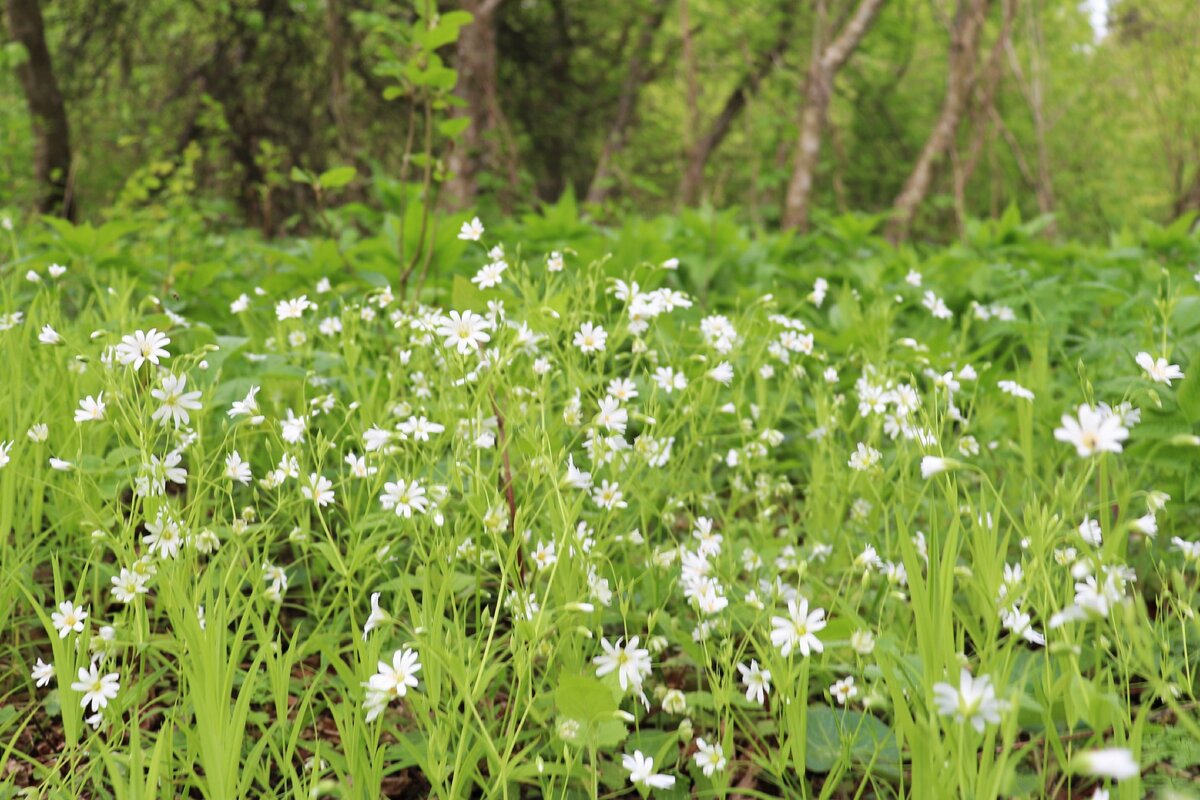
[5,218,1195,796]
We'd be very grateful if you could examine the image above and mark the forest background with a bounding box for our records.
[3,0,1198,244]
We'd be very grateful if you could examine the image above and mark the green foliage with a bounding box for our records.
[4,0,1200,240]
[0,203,1199,800]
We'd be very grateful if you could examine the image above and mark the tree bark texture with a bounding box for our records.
[5,0,75,219]
[886,0,991,243]
[781,0,888,231]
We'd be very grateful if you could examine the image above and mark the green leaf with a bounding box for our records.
[805,705,900,775]
[1175,366,1200,423]
[317,166,357,190]
[438,117,471,139]
[554,674,619,723]
[420,10,474,50]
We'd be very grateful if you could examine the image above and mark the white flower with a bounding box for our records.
[230,294,250,314]
[224,450,252,484]
[573,322,607,354]
[692,738,726,777]
[1000,605,1045,646]
[143,510,184,559]
[591,479,627,510]
[1131,512,1157,538]
[151,374,202,428]
[362,592,387,641]
[809,277,828,307]
[1172,536,1200,563]
[848,442,881,471]
[363,426,393,452]
[998,379,1036,400]
[38,324,62,345]
[1135,352,1184,385]
[381,478,428,517]
[1079,516,1102,546]
[345,452,377,478]
[31,658,54,688]
[74,393,106,423]
[850,629,876,655]
[594,396,627,434]
[770,598,826,657]
[661,688,687,714]
[932,669,1006,733]
[458,217,484,241]
[1076,748,1138,781]
[302,473,335,507]
[228,385,261,420]
[831,676,858,705]
[562,455,593,490]
[399,415,444,442]
[1053,404,1128,458]
[0,441,11,469]
[51,601,87,638]
[368,648,422,698]
[70,661,120,713]
[436,310,490,354]
[737,659,771,704]
[652,366,687,393]
[471,260,507,289]
[621,751,675,790]
[708,361,734,385]
[116,328,171,369]
[281,410,307,444]
[593,636,652,693]
[922,291,952,319]
[110,567,150,603]
[920,455,955,479]
[276,295,314,321]
[530,540,557,570]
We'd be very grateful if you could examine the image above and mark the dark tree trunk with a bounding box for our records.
[886,0,991,243]
[5,0,75,219]
[585,0,669,206]
[325,0,355,157]
[954,0,1016,234]
[444,0,518,211]
[679,0,798,206]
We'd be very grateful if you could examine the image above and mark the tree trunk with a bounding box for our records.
[1004,1,1056,230]
[585,0,670,206]
[325,0,355,157]
[886,0,991,243]
[1175,171,1200,221]
[680,0,798,206]
[781,0,888,231]
[5,0,75,219]
[444,0,516,211]
[954,0,1016,235]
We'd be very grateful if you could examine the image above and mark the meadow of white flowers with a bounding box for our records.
[2,217,1199,798]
